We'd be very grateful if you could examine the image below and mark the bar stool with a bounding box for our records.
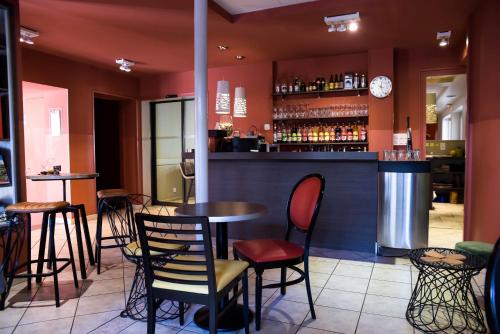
[6,201,79,307]
[65,204,95,279]
[95,188,130,274]
[178,161,194,204]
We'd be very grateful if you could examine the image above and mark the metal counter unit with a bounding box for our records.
[377,161,431,255]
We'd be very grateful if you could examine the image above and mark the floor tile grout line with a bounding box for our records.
[353,263,373,334]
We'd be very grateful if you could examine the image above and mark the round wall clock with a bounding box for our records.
[369,75,393,98]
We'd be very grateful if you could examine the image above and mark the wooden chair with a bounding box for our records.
[135,213,250,334]
[233,173,325,330]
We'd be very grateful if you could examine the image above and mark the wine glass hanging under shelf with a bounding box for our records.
[273,103,368,120]
[272,87,368,98]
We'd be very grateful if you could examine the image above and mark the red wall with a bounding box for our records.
[21,48,141,213]
[464,0,500,243]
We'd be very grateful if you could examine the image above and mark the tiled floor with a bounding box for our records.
[1,204,488,334]
[429,203,464,249]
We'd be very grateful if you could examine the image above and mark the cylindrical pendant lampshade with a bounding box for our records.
[216,80,230,114]
[233,86,247,118]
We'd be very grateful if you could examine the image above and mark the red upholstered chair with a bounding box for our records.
[233,173,325,330]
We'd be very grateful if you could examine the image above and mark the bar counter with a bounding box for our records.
[205,151,378,252]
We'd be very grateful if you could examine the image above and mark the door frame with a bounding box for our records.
[150,97,194,206]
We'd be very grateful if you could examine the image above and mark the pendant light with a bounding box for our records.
[233,86,247,118]
[215,80,230,114]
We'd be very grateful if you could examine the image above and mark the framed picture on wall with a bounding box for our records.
[0,154,10,185]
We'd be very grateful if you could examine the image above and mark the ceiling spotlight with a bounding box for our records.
[20,26,39,45]
[235,55,246,60]
[115,58,135,72]
[437,31,451,47]
[217,45,229,51]
[324,12,360,33]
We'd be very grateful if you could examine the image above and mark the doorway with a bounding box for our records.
[93,95,140,194]
[425,73,467,248]
[22,81,70,226]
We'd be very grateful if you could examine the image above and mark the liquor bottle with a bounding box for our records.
[281,81,288,94]
[334,74,339,89]
[276,124,282,143]
[312,124,319,143]
[353,122,359,142]
[302,126,308,143]
[318,124,324,142]
[288,81,293,94]
[275,83,281,93]
[297,126,302,142]
[360,123,367,142]
[324,124,331,142]
[329,125,335,142]
[353,73,359,89]
[335,123,341,142]
[360,74,367,88]
[273,123,278,143]
[341,123,347,142]
[321,77,326,91]
[329,75,334,90]
[307,125,313,142]
[406,116,413,151]
[294,77,300,93]
[287,127,292,143]
[339,74,344,89]
[347,123,353,141]
[281,125,287,142]
[300,81,306,92]
[316,78,321,91]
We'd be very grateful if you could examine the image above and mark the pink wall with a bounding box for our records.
[464,0,500,243]
[23,81,69,223]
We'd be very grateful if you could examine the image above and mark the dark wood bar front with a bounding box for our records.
[206,152,378,253]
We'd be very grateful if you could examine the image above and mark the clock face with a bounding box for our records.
[369,75,392,98]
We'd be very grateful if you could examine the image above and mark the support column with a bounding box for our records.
[194,0,208,203]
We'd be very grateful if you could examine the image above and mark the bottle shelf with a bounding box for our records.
[275,141,368,146]
[273,87,368,98]
[273,115,368,122]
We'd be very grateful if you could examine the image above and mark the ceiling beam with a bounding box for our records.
[208,0,235,23]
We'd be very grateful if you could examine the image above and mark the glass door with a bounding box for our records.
[151,99,195,205]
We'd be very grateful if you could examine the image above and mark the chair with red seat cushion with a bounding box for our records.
[233,174,325,331]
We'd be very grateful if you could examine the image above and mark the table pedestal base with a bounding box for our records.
[194,304,253,332]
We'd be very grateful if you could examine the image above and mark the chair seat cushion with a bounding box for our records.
[6,201,69,213]
[97,188,129,199]
[233,239,304,263]
[455,241,494,257]
[152,256,249,295]
[124,240,185,257]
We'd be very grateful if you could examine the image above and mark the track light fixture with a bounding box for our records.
[115,58,135,72]
[20,26,39,45]
[324,12,360,33]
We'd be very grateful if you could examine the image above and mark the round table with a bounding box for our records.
[27,172,99,201]
[175,201,267,331]
[406,247,487,333]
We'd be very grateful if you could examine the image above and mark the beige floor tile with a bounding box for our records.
[267,283,322,304]
[76,292,125,316]
[356,313,414,334]
[0,327,14,334]
[325,275,369,293]
[242,319,300,334]
[14,317,73,334]
[120,321,179,333]
[0,306,27,328]
[86,313,136,333]
[262,298,311,325]
[86,267,124,281]
[19,298,78,325]
[302,305,359,334]
[71,310,122,334]
[82,278,124,297]
[371,268,411,284]
[367,280,412,299]
[373,263,411,271]
[315,288,365,311]
[339,260,373,267]
[362,294,409,318]
[333,264,372,279]
[296,327,334,334]
[297,260,338,274]
[289,272,331,288]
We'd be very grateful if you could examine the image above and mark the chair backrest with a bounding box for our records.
[179,161,195,179]
[134,213,217,296]
[485,237,500,334]
[103,197,137,254]
[286,173,325,235]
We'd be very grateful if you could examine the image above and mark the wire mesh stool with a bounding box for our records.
[407,247,488,333]
[103,194,188,321]
[0,215,24,310]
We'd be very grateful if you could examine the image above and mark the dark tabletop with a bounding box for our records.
[408,247,487,271]
[174,201,267,223]
[27,172,99,181]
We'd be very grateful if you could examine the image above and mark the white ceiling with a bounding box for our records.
[426,74,466,113]
[213,0,317,15]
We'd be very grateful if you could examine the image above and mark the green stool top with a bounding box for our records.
[455,241,494,258]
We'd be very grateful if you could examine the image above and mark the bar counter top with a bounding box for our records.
[185,151,378,161]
